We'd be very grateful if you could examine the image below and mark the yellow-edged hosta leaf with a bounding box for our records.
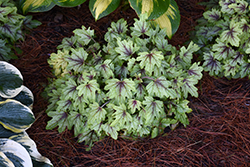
[19,0,55,14]
[129,0,170,20]
[153,0,180,39]
[89,0,121,20]
[53,0,86,7]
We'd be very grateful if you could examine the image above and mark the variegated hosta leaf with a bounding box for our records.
[129,0,170,20]
[89,0,121,21]
[0,99,35,133]
[0,138,32,167]
[0,61,23,99]
[153,0,180,39]
[53,0,86,7]
[0,151,15,167]
[9,133,53,167]
[19,0,55,14]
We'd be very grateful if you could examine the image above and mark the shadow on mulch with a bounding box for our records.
[10,0,250,166]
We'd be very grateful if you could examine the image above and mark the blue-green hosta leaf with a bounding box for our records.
[0,124,24,139]
[212,39,234,60]
[95,59,114,79]
[179,41,200,66]
[0,151,15,167]
[142,96,164,125]
[105,18,128,42]
[0,138,32,167]
[19,0,55,14]
[181,77,199,98]
[137,50,164,76]
[104,78,136,103]
[89,0,121,21]
[73,26,94,45]
[131,13,150,37]
[128,99,141,114]
[87,102,107,125]
[0,61,23,98]
[46,110,69,133]
[53,0,86,7]
[115,39,140,60]
[203,51,222,76]
[129,0,170,20]
[101,123,118,140]
[153,0,180,39]
[220,20,242,47]
[9,133,53,167]
[77,80,100,103]
[187,63,203,80]
[66,48,88,73]
[146,76,177,99]
[0,99,35,133]
[203,8,221,22]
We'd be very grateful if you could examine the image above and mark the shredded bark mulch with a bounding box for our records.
[10,0,250,166]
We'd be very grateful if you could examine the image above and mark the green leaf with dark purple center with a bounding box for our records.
[77,80,100,103]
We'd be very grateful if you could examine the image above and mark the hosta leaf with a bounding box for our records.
[0,138,32,167]
[137,50,164,76]
[46,110,69,133]
[0,124,24,139]
[115,39,140,60]
[19,0,55,14]
[129,0,170,20]
[89,0,121,21]
[66,48,88,73]
[87,102,107,125]
[0,99,35,133]
[104,78,136,103]
[9,133,53,167]
[101,123,118,139]
[77,80,100,102]
[203,51,222,76]
[142,96,164,125]
[128,99,141,114]
[53,0,86,7]
[0,151,15,167]
[153,0,180,39]
[146,76,176,99]
[73,26,94,45]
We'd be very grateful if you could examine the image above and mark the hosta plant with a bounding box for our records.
[17,0,180,38]
[0,0,41,61]
[45,13,203,150]
[0,61,53,167]
[192,0,250,79]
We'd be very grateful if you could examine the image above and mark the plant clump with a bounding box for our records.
[192,0,250,79]
[45,14,203,149]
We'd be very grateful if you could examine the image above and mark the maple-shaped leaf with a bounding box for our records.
[232,51,244,65]
[57,36,77,50]
[46,111,69,133]
[146,76,177,99]
[68,111,87,137]
[109,104,133,131]
[87,102,107,125]
[104,78,136,103]
[128,99,142,114]
[203,8,221,22]
[203,51,222,76]
[77,125,99,150]
[137,50,164,76]
[239,60,250,78]
[48,49,69,76]
[73,26,94,45]
[95,59,114,79]
[179,41,200,66]
[115,38,140,60]
[56,97,74,111]
[228,0,248,14]
[101,123,118,140]
[187,62,203,80]
[220,20,242,47]
[66,47,88,73]
[61,78,78,100]
[181,77,199,98]
[105,18,128,42]
[223,60,239,77]
[131,13,150,37]
[212,39,234,60]
[219,0,235,14]
[142,96,164,125]
[77,80,100,103]
[154,36,172,53]
[115,64,129,78]
[171,99,192,126]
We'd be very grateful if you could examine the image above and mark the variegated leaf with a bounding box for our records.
[19,0,55,14]
[53,0,86,7]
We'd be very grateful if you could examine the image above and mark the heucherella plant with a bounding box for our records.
[17,0,180,38]
[0,61,53,167]
[0,0,41,61]
[192,0,250,79]
[45,13,203,150]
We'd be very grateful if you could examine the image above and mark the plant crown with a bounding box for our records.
[46,14,203,149]
[192,0,250,79]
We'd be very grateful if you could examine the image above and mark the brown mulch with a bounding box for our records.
[10,0,250,166]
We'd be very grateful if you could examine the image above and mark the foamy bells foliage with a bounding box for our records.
[192,0,250,79]
[18,0,180,38]
[46,13,202,150]
[0,61,53,166]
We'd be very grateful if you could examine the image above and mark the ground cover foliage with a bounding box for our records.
[10,0,250,166]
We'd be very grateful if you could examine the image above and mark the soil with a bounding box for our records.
[10,0,250,166]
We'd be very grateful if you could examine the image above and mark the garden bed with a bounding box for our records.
[10,0,250,166]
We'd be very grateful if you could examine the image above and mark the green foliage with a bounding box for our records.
[192,0,250,79]
[18,0,180,38]
[0,0,42,61]
[0,61,53,166]
[46,13,203,150]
